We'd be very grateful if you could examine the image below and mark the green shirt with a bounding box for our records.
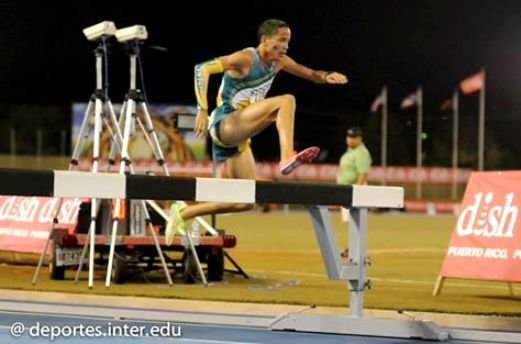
[336,143,372,185]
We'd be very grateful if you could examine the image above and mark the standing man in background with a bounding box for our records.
[337,126,372,222]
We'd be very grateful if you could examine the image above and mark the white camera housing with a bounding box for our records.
[83,21,117,41]
[115,25,148,42]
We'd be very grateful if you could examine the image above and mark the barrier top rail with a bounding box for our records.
[0,168,403,209]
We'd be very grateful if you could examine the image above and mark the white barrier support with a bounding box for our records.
[270,204,450,341]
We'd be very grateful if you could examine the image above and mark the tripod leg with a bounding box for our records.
[101,116,120,157]
[87,97,104,289]
[185,226,208,286]
[107,99,122,137]
[106,97,135,288]
[32,99,95,285]
[139,102,169,175]
[138,200,174,286]
[74,199,102,283]
[102,102,117,171]
[74,229,89,283]
[71,100,95,164]
[106,100,128,169]
[32,222,54,284]
[101,113,122,170]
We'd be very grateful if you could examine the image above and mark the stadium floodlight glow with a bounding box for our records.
[82,21,117,41]
[115,25,148,42]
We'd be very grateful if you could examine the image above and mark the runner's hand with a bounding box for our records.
[325,72,348,84]
[194,109,208,138]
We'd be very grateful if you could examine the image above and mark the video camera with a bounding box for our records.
[82,21,117,41]
[115,25,148,42]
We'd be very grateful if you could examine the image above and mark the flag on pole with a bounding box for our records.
[400,93,417,109]
[460,71,484,94]
[370,89,384,112]
[440,98,452,111]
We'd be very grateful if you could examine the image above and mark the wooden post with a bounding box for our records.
[432,275,445,296]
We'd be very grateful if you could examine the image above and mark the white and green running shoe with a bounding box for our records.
[165,203,187,246]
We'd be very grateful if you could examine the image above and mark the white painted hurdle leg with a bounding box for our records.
[347,207,368,318]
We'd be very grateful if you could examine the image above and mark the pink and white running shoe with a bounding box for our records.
[279,146,320,175]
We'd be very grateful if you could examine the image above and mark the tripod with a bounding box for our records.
[32,36,118,285]
[68,40,174,288]
[100,40,206,288]
[32,36,174,288]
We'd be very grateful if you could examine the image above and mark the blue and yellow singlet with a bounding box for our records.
[209,47,276,161]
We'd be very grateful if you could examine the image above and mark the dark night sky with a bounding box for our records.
[1,0,521,167]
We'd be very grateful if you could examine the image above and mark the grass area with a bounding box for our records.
[1,211,520,315]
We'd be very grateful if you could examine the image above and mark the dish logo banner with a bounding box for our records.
[0,196,83,254]
[440,171,521,281]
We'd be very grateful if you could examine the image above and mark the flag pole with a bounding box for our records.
[451,89,459,200]
[416,86,423,199]
[478,67,486,171]
[381,86,388,186]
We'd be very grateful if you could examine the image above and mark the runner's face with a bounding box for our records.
[264,27,291,61]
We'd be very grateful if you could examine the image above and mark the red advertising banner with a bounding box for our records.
[0,196,83,254]
[439,171,521,282]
